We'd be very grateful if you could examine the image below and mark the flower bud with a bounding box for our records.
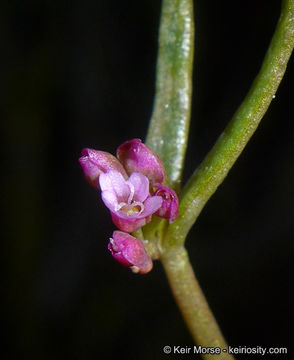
[108,231,153,274]
[116,139,165,184]
[79,148,127,189]
[153,184,179,222]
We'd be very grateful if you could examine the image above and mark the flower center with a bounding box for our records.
[114,181,145,216]
[116,201,144,215]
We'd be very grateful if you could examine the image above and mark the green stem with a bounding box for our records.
[161,247,234,360]
[146,0,194,190]
[132,228,144,240]
[167,0,294,246]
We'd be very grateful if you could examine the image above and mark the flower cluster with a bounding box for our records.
[79,139,178,274]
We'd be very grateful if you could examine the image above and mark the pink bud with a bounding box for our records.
[116,139,165,184]
[108,231,153,274]
[79,148,127,189]
[153,184,179,223]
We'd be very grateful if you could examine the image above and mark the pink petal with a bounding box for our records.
[101,190,118,212]
[99,170,130,203]
[153,184,179,222]
[127,172,150,202]
[108,238,133,267]
[109,231,153,274]
[117,139,165,184]
[110,212,149,233]
[79,148,127,189]
[141,196,163,217]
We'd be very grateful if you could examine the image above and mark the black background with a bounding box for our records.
[2,1,293,359]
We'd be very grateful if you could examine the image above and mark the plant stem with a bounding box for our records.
[146,0,194,190]
[161,246,234,360]
[147,0,232,354]
[167,0,294,246]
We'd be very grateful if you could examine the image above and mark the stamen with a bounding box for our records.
[131,201,144,215]
[115,202,127,211]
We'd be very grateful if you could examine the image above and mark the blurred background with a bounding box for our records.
[2,0,293,359]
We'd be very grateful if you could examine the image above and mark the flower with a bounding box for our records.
[79,139,180,274]
[153,184,179,223]
[108,231,153,274]
[117,138,165,185]
[79,148,127,189]
[99,170,162,233]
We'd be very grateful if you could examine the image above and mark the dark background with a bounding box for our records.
[2,1,293,359]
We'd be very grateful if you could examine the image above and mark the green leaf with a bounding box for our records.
[146,0,194,190]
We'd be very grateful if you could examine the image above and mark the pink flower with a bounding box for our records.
[79,148,127,189]
[99,170,163,233]
[153,184,179,222]
[78,139,181,275]
[79,138,179,238]
[108,231,153,274]
[117,138,165,185]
